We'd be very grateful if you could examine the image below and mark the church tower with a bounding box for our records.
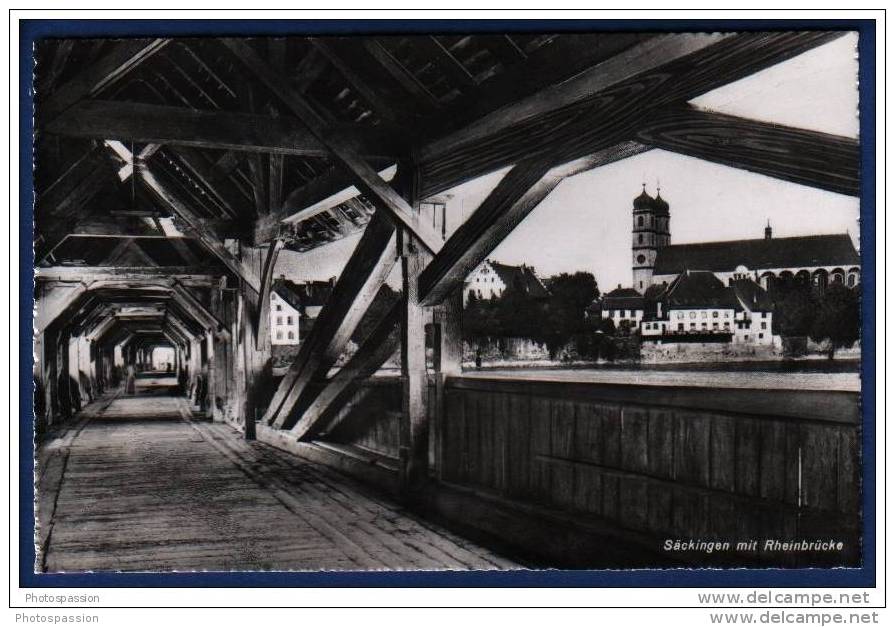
[631,184,671,294]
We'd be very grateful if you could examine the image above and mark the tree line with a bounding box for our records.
[462,270,860,360]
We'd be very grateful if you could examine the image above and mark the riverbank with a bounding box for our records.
[464,353,861,371]
[463,365,860,392]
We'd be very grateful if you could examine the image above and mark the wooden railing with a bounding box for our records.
[322,374,861,565]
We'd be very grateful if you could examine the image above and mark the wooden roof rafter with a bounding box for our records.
[34,30,857,267]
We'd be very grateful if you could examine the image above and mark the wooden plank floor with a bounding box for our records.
[36,380,519,572]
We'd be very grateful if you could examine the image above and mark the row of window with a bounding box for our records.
[677,322,731,331]
[676,310,731,320]
[635,216,668,227]
[647,321,768,332]
[612,310,770,322]
[275,316,294,326]
[275,331,296,340]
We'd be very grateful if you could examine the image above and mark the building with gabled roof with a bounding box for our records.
[464,259,550,305]
[597,285,646,328]
[640,271,777,345]
[270,276,335,345]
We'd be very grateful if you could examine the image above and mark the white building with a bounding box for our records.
[269,291,300,345]
[639,271,777,346]
[269,276,334,346]
[597,286,645,330]
[464,259,550,306]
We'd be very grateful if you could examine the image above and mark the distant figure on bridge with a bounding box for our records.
[125,364,136,395]
[166,362,172,373]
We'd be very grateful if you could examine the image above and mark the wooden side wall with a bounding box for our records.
[319,375,861,566]
[325,376,403,461]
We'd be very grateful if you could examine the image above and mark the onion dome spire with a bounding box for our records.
[633,182,654,211]
[653,182,669,216]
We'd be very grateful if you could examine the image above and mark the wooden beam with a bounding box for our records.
[420,33,729,163]
[41,38,169,122]
[264,212,398,429]
[418,31,845,198]
[168,237,202,267]
[46,99,398,160]
[37,147,118,217]
[290,298,401,440]
[35,283,88,335]
[310,38,408,123]
[387,157,432,490]
[418,141,649,306]
[138,166,261,292]
[417,36,478,92]
[637,104,859,196]
[34,231,71,265]
[37,39,75,95]
[249,32,843,248]
[169,147,249,218]
[362,40,441,110]
[101,237,158,267]
[292,47,328,93]
[222,39,443,255]
[431,288,463,480]
[245,152,268,217]
[399,232,431,490]
[255,165,395,244]
[35,266,223,283]
[268,154,284,216]
[487,35,528,66]
[171,282,230,339]
[254,237,285,348]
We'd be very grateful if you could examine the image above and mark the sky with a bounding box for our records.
[276,33,860,292]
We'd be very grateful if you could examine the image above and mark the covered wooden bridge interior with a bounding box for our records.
[33,30,861,570]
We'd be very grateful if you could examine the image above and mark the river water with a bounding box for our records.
[464,359,861,392]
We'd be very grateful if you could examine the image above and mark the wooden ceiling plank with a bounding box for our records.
[222,39,442,255]
[41,38,170,122]
[46,99,397,160]
[637,104,859,196]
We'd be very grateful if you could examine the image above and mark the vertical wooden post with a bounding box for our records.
[239,284,257,441]
[255,237,285,348]
[205,332,216,419]
[432,288,463,479]
[398,159,433,493]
